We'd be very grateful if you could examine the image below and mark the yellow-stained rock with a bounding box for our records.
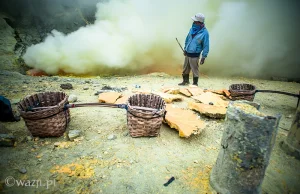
[210,89,225,95]
[152,92,183,103]
[187,87,204,96]
[223,89,232,99]
[188,102,227,119]
[162,87,180,94]
[192,92,229,107]
[132,89,151,94]
[98,92,122,103]
[165,104,205,137]
[210,89,232,99]
[179,88,192,97]
[115,94,131,104]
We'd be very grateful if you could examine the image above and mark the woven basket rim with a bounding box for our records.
[18,92,68,119]
[229,83,256,96]
[127,93,166,116]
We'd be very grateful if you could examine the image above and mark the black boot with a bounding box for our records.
[193,77,198,86]
[178,74,190,86]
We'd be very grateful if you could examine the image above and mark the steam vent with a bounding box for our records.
[0,0,300,193]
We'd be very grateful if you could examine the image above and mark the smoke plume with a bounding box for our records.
[23,0,300,79]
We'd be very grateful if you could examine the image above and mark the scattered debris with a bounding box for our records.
[60,83,73,90]
[164,176,175,186]
[164,105,205,137]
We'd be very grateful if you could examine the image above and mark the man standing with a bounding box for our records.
[178,13,209,86]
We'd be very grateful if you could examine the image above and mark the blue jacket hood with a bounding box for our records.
[184,26,209,58]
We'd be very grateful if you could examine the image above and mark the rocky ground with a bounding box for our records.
[0,70,300,194]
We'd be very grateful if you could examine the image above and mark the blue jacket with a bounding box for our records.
[184,27,209,58]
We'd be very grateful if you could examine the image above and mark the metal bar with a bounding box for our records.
[256,90,300,98]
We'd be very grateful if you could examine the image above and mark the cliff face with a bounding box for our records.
[0,15,18,72]
[0,0,98,73]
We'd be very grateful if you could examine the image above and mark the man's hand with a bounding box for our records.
[183,51,187,56]
[200,57,205,65]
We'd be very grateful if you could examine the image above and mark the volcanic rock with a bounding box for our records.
[187,86,204,96]
[192,92,229,107]
[164,104,205,138]
[98,92,122,103]
[115,94,131,104]
[60,83,73,90]
[0,134,16,147]
[179,88,192,97]
[152,92,183,103]
[68,130,81,141]
[188,102,227,119]
[162,87,180,94]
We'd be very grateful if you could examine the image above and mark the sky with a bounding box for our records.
[23,0,300,79]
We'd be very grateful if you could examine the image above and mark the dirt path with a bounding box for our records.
[0,71,300,193]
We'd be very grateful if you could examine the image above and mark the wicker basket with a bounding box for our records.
[229,84,257,101]
[127,94,166,137]
[18,92,70,137]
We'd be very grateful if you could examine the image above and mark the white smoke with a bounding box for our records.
[23,0,300,78]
